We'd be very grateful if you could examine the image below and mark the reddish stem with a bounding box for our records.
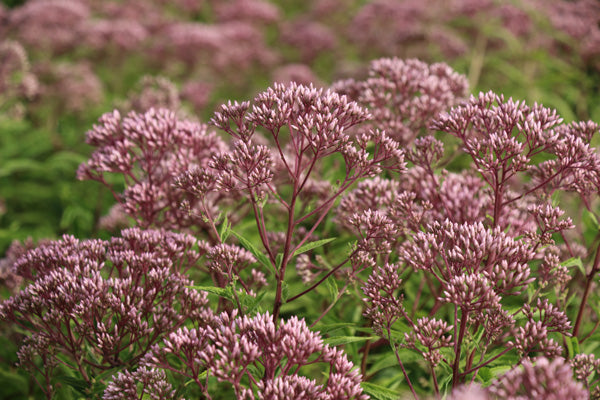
[287,249,357,303]
[573,240,600,337]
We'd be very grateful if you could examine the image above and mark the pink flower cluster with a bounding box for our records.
[0,227,211,398]
[78,108,229,233]
[107,312,366,400]
[338,60,600,395]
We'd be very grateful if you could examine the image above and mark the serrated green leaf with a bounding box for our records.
[325,275,338,304]
[92,367,122,384]
[189,285,234,301]
[439,373,453,394]
[477,367,493,383]
[246,364,263,379]
[231,231,273,270]
[360,382,401,400]
[561,257,583,270]
[54,375,89,396]
[242,290,267,314]
[489,365,513,377]
[219,215,231,242]
[353,326,379,334]
[324,336,375,346]
[368,353,400,375]
[293,238,336,257]
[368,347,421,375]
[313,322,356,333]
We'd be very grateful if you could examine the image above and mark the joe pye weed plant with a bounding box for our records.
[2,57,600,399]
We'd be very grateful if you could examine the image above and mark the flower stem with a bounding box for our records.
[573,240,600,337]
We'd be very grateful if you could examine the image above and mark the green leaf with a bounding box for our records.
[551,191,561,207]
[325,275,338,304]
[571,336,581,356]
[438,373,453,394]
[582,209,599,244]
[276,253,283,269]
[246,364,264,380]
[92,367,122,384]
[293,238,336,257]
[367,347,422,376]
[313,322,356,333]
[489,365,513,377]
[189,285,234,301]
[368,353,400,375]
[477,367,493,383]
[324,336,375,346]
[54,375,89,396]
[566,336,575,359]
[360,382,401,400]
[560,257,585,276]
[242,290,267,314]
[185,370,208,387]
[473,323,486,344]
[560,257,583,267]
[219,215,231,242]
[231,231,273,270]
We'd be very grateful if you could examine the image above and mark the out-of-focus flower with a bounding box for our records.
[80,18,148,53]
[35,61,103,113]
[8,0,90,54]
[126,75,181,113]
[272,64,322,87]
[0,40,38,117]
[447,384,490,400]
[157,21,276,74]
[0,238,44,294]
[180,80,213,113]
[214,0,280,24]
[333,58,468,145]
[541,0,600,64]
[95,0,165,32]
[98,203,130,232]
[349,0,426,57]
[280,19,338,63]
